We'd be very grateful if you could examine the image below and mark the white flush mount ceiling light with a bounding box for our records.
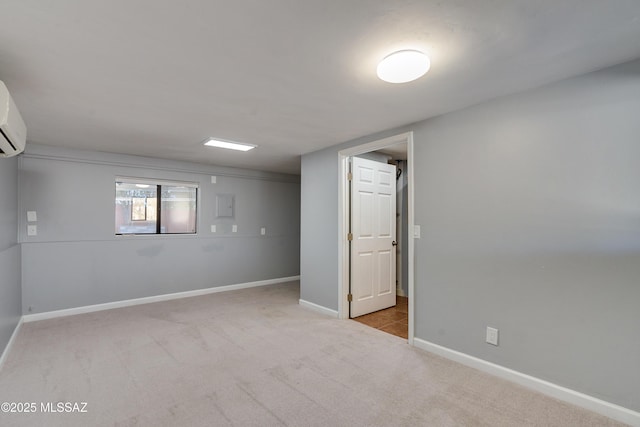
[204,138,257,152]
[377,50,430,83]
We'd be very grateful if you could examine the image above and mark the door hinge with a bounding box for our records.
[347,233,353,241]
[347,293,353,302]
[347,172,352,181]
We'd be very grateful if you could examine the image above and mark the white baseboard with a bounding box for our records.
[0,316,23,371]
[298,299,339,318]
[413,338,640,426]
[396,287,406,297]
[23,276,300,323]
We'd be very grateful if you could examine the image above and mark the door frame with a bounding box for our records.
[337,131,415,344]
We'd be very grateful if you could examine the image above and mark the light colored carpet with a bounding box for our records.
[0,281,626,426]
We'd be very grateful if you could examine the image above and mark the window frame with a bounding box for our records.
[115,177,199,236]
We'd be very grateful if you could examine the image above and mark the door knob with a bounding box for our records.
[392,241,398,246]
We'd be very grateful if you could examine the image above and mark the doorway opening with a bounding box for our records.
[338,132,415,344]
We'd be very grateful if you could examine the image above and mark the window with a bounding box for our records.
[115,179,197,234]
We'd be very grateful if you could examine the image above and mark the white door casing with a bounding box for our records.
[350,156,397,318]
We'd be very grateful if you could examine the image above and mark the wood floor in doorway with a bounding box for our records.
[352,296,408,339]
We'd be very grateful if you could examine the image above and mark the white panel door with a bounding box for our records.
[350,157,397,318]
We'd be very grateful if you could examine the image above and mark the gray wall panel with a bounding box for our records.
[300,148,339,309]
[0,155,21,355]
[0,156,18,252]
[22,236,300,313]
[20,146,300,313]
[300,58,640,411]
[0,246,21,352]
[412,59,640,410]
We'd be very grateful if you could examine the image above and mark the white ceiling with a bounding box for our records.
[377,143,408,162]
[2,1,640,175]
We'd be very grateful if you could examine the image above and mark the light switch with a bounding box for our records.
[261,227,266,235]
[27,225,37,236]
[211,225,216,233]
[211,176,217,184]
[413,225,421,238]
[232,225,237,233]
[27,211,37,222]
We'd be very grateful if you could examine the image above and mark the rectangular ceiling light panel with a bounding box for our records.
[204,138,256,151]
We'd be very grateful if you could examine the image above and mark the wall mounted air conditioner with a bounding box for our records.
[0,80,27,158]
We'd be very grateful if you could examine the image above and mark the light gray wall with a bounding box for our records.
[20,144,300,314]
[300,148,339,308]
[300,58,640,411]
[0,155,21,355]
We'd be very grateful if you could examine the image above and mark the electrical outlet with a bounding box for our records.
[27,225,38,236]
[261,227,266,235]
[211,176,217,184]
[27,211,37,222]
[211,225,216,233]
[486,327,499,346]
[232,224,237,233]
